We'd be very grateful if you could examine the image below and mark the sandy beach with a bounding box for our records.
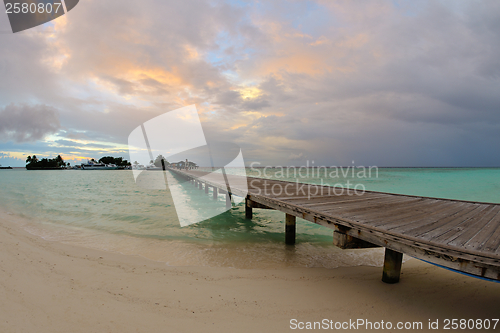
[1,212,499,333]
[2,0,500,331]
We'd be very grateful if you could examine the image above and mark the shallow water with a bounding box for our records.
[0,167,498,269]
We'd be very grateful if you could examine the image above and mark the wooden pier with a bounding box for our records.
[167,168,500,283]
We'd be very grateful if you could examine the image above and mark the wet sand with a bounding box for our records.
[1,212,499,333]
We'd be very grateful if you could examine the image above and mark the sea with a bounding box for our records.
[0,167,499,269]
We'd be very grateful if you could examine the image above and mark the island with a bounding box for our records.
[25,155,67,170]
[25,155,132,170]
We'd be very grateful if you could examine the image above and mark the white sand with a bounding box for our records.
[1,213,499,333]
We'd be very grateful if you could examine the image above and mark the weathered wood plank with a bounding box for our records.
[339,197,435,221]
[276,192,387,203]
[324,197,426,221]
[481,213,500,253]
[400,204,476,237]
[248,200,273,209]
[333,229,380,249]
[463,208,500,251]
[297,194,403,208]
[448,205,500,248]
[380,204,474,232]
[366,200,457,228]
[319,196,419,215]
[431,205,492,245]
[379,201,464,231]
[413,204,484,241]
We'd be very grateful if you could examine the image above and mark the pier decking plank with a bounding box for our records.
[340,197,434,220]
[367,200,457,228]
[410,204,484,240]
[278,193,388,204]
[482,215,500,252]
[296,195,413,211]
[432,205,493,244]
[400,204,478,238]
[448,206,500,248]
[319,196,418,214]
[380,202,465,231]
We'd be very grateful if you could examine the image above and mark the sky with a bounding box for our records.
[1,0,500,167]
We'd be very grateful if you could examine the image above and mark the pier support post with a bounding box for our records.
[333,228,379,249]
[382,248,403,284]
[245,198,253,219]
[213,187,218,199]
[285,214,296,245]
[205,184,209,194]
[226,193,232,209]
[198,182,202,190]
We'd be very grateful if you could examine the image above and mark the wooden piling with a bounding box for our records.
[382,248,403,284]
[226,193,231,209]
[198,181,202,190]
[213,187,218,199]
[205,184,209,194]
[285,213,296,245]
[245,198,253,219]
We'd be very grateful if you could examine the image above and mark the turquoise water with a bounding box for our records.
[0,168,499,268]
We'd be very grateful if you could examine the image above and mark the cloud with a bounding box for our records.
[288,152,304,161]
[1,0,500,167]
[0,152,23,167]
[0,104,61,143]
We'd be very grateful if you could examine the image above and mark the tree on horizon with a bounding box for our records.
[25,155,64,170]
[154,155,169,168]
[99,156,131,166]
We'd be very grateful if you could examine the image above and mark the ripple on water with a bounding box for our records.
[2,168,499,268]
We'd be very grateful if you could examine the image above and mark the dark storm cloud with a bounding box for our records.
[0,104,60,143]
